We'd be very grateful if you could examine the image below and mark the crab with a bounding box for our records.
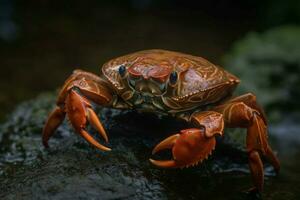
[43,49,280,193]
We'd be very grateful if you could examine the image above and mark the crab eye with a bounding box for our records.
[118,65,126,77]
[169,71,178,85]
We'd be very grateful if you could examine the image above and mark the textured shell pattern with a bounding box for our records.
[101,49,240,108]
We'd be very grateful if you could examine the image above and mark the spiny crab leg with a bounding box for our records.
[150,128,216,168]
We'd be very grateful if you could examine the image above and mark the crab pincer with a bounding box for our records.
[150,128,216,168]
[65,90,110,151]
[43,89,111,151]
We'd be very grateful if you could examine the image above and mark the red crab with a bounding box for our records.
[43,49,280,193]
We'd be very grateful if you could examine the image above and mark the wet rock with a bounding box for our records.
[0,93,275,200]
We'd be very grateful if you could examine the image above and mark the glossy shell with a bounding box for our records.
[101,49,240,110]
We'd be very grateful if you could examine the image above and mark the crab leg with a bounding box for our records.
[42,106,65,148]
[150,111,224,168]
[43,70,113,151]
[213,98,280,192]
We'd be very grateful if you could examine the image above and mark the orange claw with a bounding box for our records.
[80,129,111,151]
[150,128,216,168]
[87,107,109,143]
[65,90,111,151]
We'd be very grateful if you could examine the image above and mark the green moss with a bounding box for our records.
[223,26,300,122]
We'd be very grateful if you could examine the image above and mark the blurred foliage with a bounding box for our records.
[223,26,300,121]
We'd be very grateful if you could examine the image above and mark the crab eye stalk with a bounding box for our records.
[169,71,178,85]
[118,65,126,77]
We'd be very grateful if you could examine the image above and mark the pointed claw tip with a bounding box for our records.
[42,136,49,148]
[101,132,109,143]
[149,158,155,164]
[96,145,112,152]
[152,134,179,155]
[87,107,109,143]
[149,159,162,167]
[104,147,112,152]
[149,158,177,168]
[151,143,166,155]
[43,141,49,148]
[96,146,111,152]
[151,148,158,155]
[80,129,111,152]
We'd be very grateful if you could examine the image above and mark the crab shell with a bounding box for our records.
[101,49,240,112]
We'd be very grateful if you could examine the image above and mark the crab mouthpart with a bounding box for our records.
[150,128,216,168]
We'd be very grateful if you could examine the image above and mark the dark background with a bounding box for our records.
[0,1,300,199]
[0,0,299,121]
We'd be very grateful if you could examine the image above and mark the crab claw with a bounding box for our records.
[65,90,111,151]
[150,128,216,168]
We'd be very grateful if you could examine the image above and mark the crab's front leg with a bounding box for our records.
[150,111,224,168]
[43,70,113,151]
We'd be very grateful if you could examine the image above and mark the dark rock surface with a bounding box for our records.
[0,93,278,200]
